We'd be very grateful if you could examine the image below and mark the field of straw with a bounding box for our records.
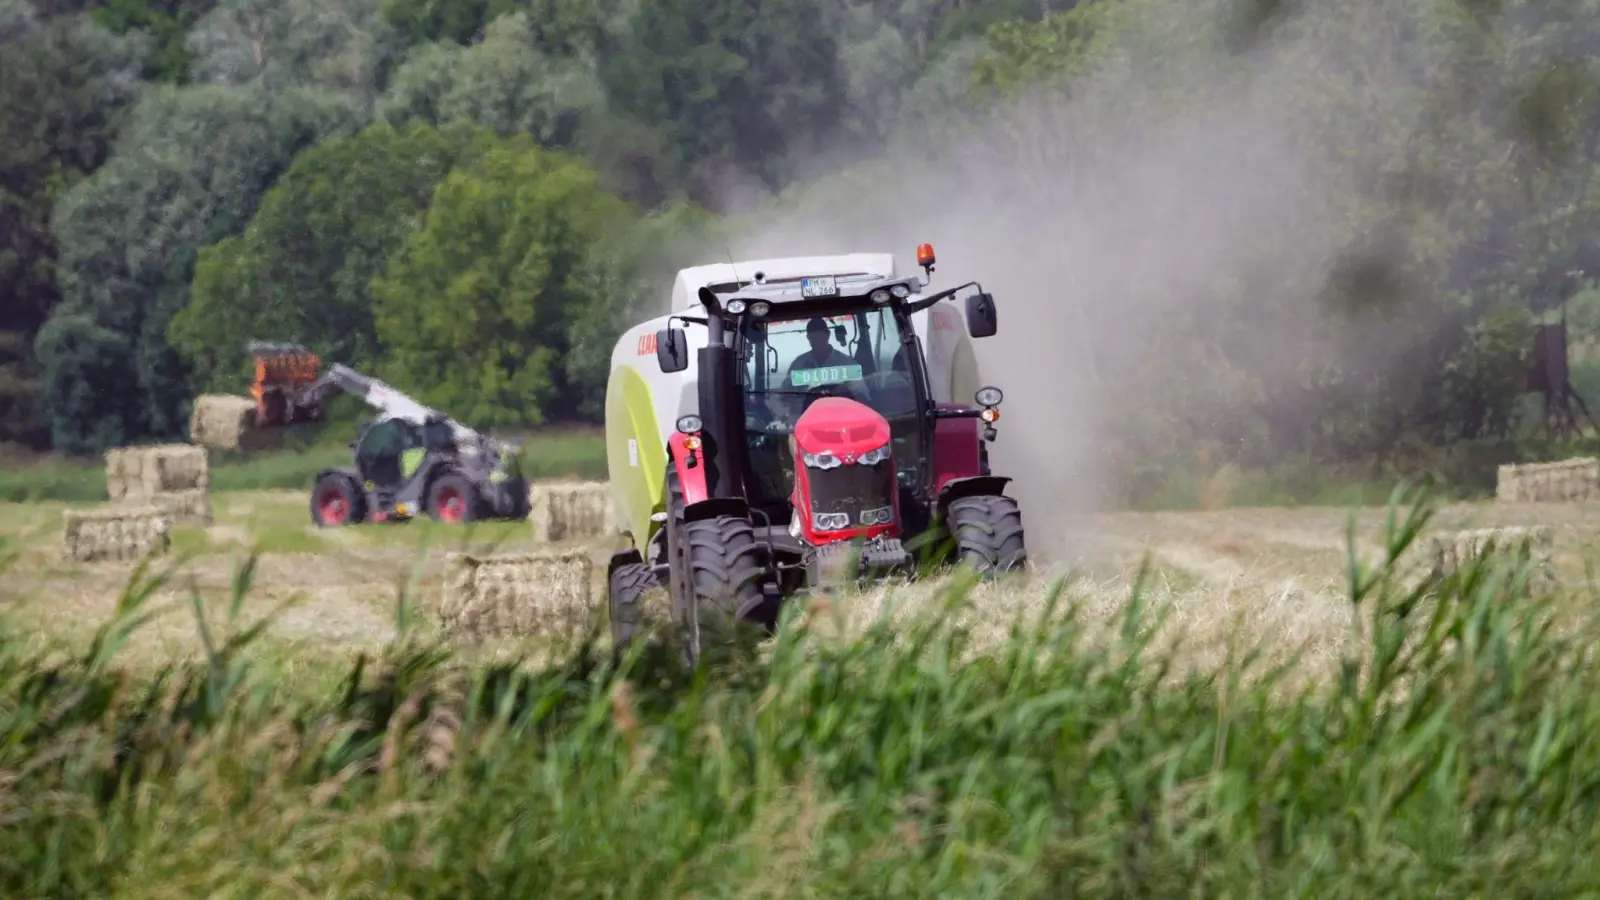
[4,482,1600,893]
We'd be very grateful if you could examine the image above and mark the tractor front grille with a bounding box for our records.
[806,459,896,528]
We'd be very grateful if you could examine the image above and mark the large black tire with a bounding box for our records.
[674,515,769,667]
[426,472,482,523]
[311,472,366,527]
[946,494,1027,573]
[609,561,665,652]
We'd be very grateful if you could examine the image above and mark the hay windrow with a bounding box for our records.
[1495,458,1600,503]
[528,481,615,543]
[435,552,595,640]
[61,506,171,563]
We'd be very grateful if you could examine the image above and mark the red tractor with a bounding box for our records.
[605,246,1025,665]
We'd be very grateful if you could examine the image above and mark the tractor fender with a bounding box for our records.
[315,467,362,488]
[608,547,645,580]
[683,497,751,524]
[668,433,711,506]
[935,475,1014,515]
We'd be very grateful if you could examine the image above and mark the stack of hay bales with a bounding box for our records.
[1428,525,1558,594]
[105,443,213,526]
[436,552,596,639]
[189,394,281,452]
[528,480,617,542]
[1495,457,1600,503]
[62,506,171,562]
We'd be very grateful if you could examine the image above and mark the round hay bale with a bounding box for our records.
[436,552,596,640]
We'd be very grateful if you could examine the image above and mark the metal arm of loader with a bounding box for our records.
[293,364,484,446]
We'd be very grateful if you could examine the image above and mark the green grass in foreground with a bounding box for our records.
[0,427,607,503]
[4,479,1600,895]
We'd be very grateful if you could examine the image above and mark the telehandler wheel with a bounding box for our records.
[673,515,769,668]
[609,561,665,653]
[311,473,366,527]
[427,472,481,523]
[946,494,1027,573]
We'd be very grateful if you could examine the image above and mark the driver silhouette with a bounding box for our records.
[785,317,856,384]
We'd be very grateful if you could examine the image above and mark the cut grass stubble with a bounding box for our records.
[3,478,1600,895]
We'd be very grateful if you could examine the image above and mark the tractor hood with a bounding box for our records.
[792,397,891,461]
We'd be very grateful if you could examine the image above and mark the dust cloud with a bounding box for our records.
[710,0,1544,561]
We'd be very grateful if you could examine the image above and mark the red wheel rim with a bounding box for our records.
[437,487,464,523]
[318,490,348,524]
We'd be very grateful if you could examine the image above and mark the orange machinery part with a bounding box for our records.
[249,348,322,425]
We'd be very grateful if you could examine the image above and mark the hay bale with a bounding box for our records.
[1495,457,1600,503]
[529,481,614,542]
[436,552,595,639]
[1429,525,1558,593]
[62,506,171,563]
[148,488,213,526]
[190,394,280,452]
[105,443,210,501]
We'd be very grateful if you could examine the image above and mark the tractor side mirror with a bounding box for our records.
[656,326,689,374]
[965,292,998,338]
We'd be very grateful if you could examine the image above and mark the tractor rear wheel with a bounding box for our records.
[609,561,665,653]
[673,515,769,668]
[311,473,366,527]
[946,494,1027,573]
[427,472,481,523]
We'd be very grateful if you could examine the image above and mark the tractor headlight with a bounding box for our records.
[855,443,889,465]
[813,511,850,531]
[749,300,771,317]
[871,289,891,305]
[803,450,842,469]
[860,505,893,525]
[890,283,911,299]
[975,386,1004,407]
[676,414,703,434]
[726,299,747,314]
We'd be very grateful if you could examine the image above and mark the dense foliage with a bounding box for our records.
[6,0,1600,501]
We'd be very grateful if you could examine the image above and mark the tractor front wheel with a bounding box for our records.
[311,473,366,527]
[946,494,1027,573]
[427,473,481,524]
[609,561,666,653]
[673,515,769,668]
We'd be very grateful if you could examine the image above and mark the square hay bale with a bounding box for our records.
[1428,525,1557,593]
[1495,457,1600,503]
[436,552,595,639]
[62,506,171,563]
[148,488,214,526]
[529,481,615,543]
[190,394,280,452]
[105,443,210,501]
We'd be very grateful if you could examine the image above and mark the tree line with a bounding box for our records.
[4,0,1600,499]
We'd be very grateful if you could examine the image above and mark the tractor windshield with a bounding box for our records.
[740,306,926,507]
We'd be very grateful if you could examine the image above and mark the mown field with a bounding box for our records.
[4,467,1600,893]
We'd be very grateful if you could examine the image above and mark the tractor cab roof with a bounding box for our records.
[671,253,897,312]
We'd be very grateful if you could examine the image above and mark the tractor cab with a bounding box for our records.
[737,300,932,536]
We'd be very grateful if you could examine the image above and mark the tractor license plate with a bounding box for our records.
[801,276,837,297]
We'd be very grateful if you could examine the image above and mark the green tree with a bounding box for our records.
[368,137,631,428]
[601,0,850,198]
[38,83,361,452]
[0,7,146,447]
[170,119,487,394]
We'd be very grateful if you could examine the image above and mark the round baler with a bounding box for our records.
[602,244,1024,665]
